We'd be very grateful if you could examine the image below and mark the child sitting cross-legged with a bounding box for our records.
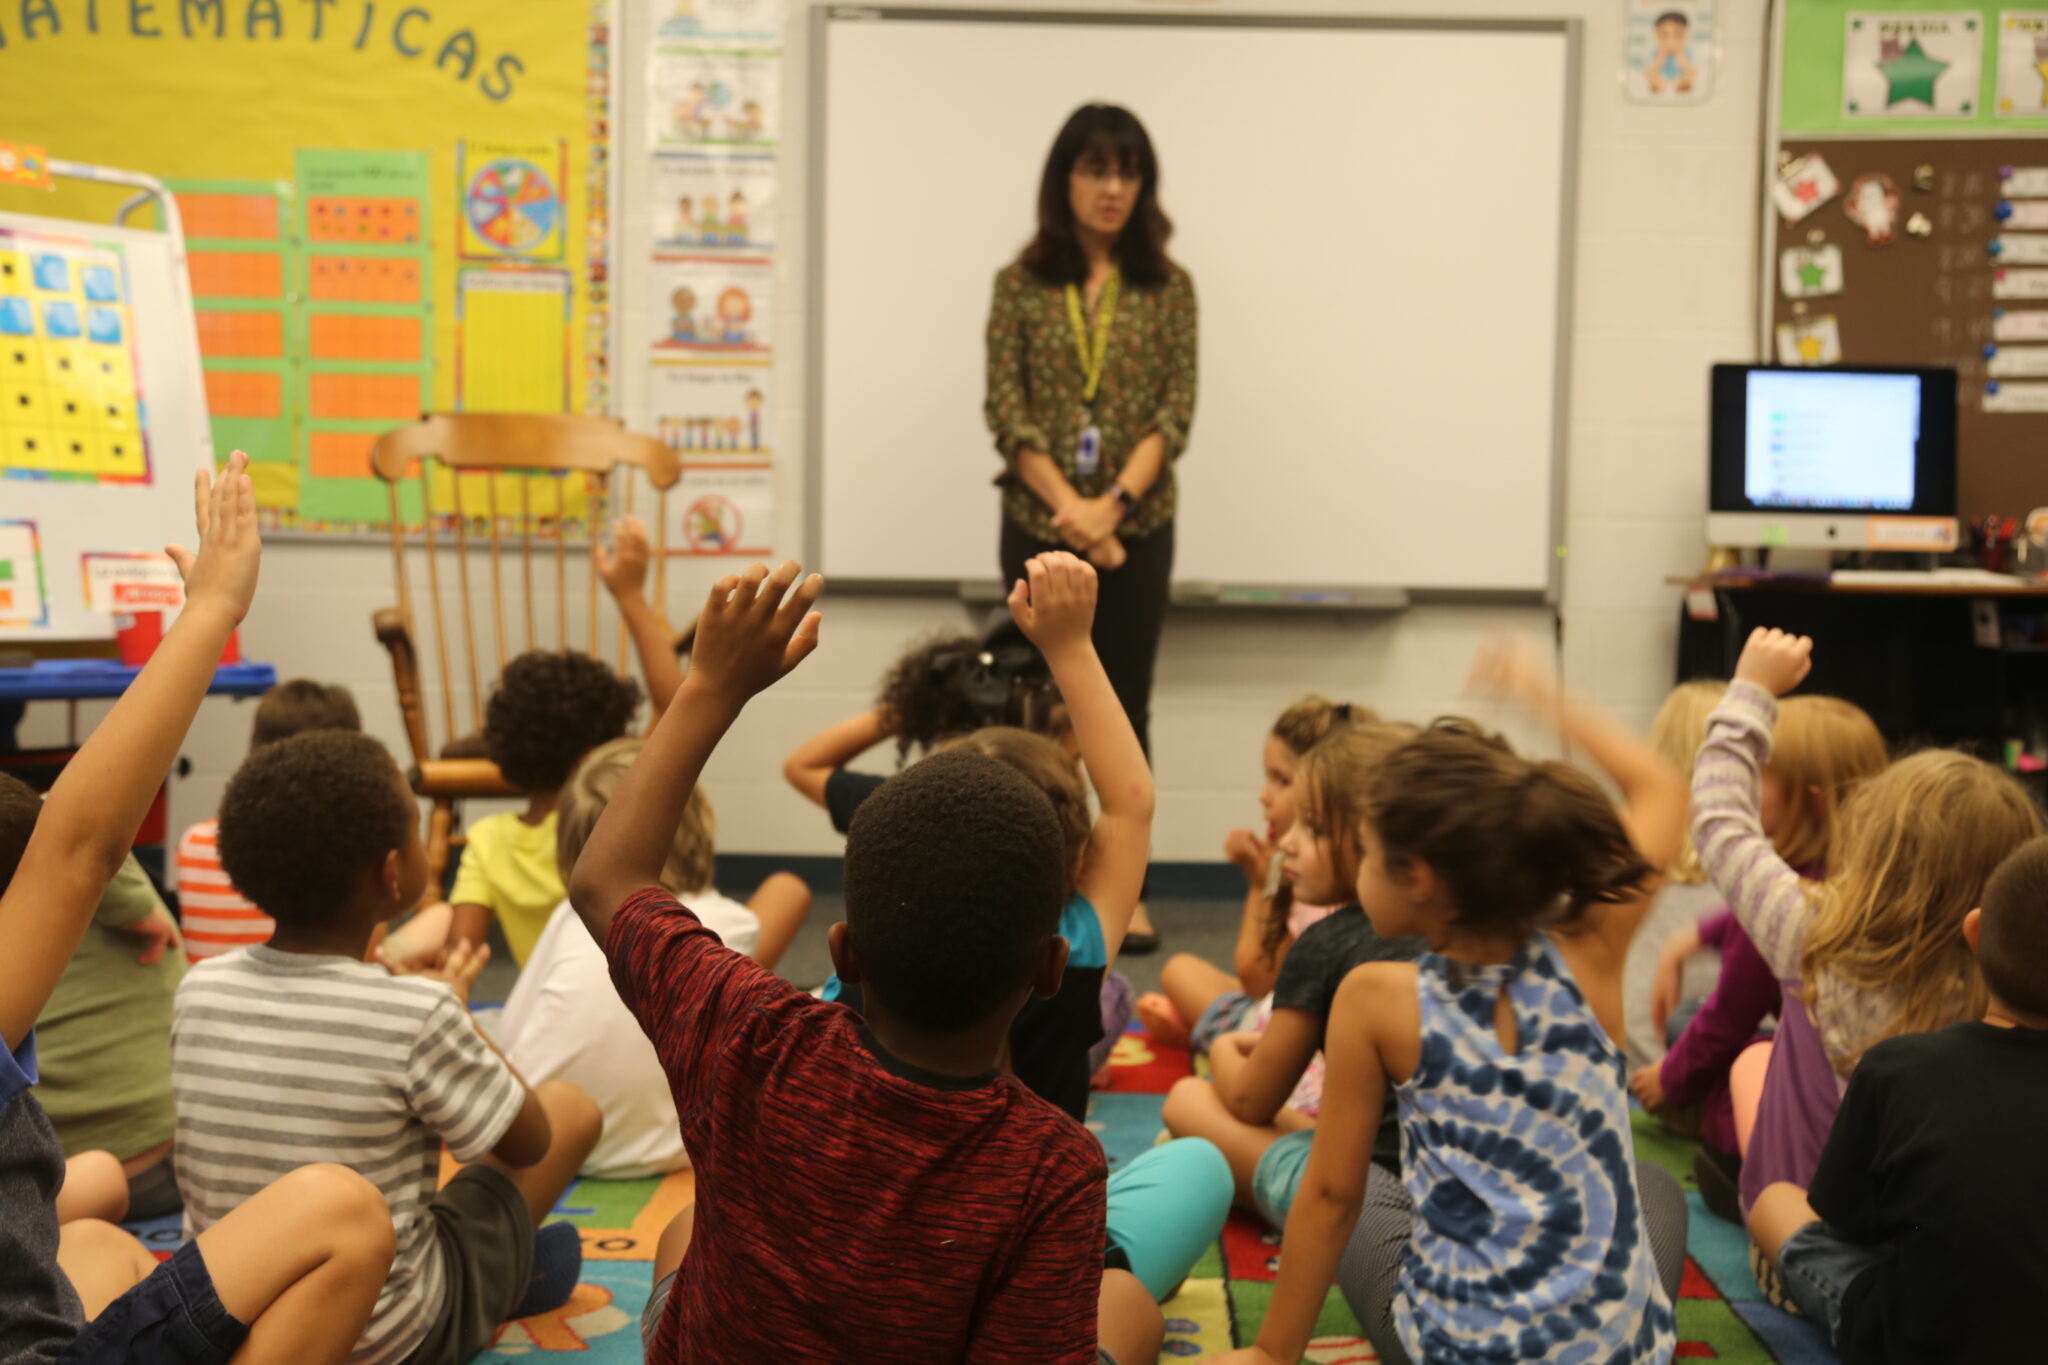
[495,734,811,1177]
[1745,833,2048,1364]
[174,727,604,1365]
[569,555,1164,1365]
[2,451,397,1365]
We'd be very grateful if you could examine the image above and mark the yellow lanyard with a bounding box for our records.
[1064,268,1120,405]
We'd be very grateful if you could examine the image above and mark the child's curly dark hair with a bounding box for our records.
[875,630,1064,763]
[484,650,643,792]
[218,732,418,930]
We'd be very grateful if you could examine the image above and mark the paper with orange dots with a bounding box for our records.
[0,226,150,485]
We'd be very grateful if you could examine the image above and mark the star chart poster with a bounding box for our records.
[1843,12,1984,119]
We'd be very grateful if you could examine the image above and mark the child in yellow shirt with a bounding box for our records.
[448,651,642,965]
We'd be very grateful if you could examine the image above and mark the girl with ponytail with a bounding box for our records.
[1207,637,1689,1365]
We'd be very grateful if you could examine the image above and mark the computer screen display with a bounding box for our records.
[1710,364,1957,518]
[1742,369,1919,510]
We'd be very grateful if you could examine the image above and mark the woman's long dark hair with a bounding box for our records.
[1019,104,1174,288]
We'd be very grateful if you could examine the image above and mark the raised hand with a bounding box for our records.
[165,449,260,627]
[1006,551,1099,658]
[1733,627,1813,698]
[685,560,824,704]
[595,516,652,601]
[1465,631,1557,705]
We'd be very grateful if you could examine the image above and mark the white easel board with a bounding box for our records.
[1,208,209,641]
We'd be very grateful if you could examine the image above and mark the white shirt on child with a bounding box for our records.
[496,894,758,1179]
[170,946,526,1365]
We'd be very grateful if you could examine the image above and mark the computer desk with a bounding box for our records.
[1673,574,2048,769]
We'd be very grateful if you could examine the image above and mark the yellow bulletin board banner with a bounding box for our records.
[0,0,613,534]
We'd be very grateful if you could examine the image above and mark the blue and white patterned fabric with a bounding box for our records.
[1394,935,1676,1365]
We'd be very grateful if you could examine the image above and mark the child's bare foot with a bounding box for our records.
[1135,992,1192,1050]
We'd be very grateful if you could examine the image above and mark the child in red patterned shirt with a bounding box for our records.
[569,554,1162,1365]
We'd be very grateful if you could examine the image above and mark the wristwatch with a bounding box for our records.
[1112,484,1137,515]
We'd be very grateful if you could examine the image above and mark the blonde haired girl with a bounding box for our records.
[1692,629,2041,1256]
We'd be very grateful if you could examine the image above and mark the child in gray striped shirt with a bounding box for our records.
[173,730,603,1365]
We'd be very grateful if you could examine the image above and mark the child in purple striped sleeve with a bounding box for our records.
[1691,628,2042,1301]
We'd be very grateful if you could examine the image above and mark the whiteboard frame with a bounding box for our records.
[805,5,1580,606]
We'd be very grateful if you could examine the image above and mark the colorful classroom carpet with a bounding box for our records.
[124,1029,1838,1363]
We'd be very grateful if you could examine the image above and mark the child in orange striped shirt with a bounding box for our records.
[177,680,361,960]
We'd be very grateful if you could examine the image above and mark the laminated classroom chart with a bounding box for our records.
[650,256,773,357]
[1624,0,1715,104]
[0,227,148,484]
[1997,10,2048,116]
[649,365,772,458]
[650,46,781,151]
[670,461,773,555]
[458,269,571,412]
[0,520,48,628]
[458,139,569,263]
[0,0,614,535]
[1842,11,1983,118]
[652,154,776,252]
[80,551,184,613]
[654,0,784,44]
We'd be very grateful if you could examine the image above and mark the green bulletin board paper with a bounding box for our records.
[1780,1,2048,134]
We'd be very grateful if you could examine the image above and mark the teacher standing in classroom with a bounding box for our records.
[985,102,1196,758]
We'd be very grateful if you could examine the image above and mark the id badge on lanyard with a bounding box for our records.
[1075,422,1102,476]
[1066,270,1119,482]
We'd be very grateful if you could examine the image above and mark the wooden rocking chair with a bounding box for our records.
[370,413,682,886]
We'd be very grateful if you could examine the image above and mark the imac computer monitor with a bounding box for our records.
[1707,364,1958,552]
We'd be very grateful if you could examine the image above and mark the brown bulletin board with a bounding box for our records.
[1772,138,2048,521]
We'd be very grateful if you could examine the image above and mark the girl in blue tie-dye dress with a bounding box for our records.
[1208,641,1684,1365]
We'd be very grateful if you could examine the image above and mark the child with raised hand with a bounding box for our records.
[781,619,1064,834]
[177,725,604,1365]
[1138,696,1370,1052]
[495,734,811,1178]
[1745,834,2048,1364]
[1691,628,2041,1265]
[1206,713,1684,1365]
[0,451,398,1365]
[569,559,1163,1365]
[811,554,1231,1300]
[1633,691,1885,1223]
[1161,722,1426,1226]
[446,650,643,966]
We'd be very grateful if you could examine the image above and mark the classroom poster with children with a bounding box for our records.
[1842,11,1983,118]
[652,154,777,252]
[650,46,781,151]
[1997,10,2048,116]
[654,0,784,45]
[649,365,773,459]
[1625,1,1716,104]
[650,257,773,357]
[669,460,774,556]
[0,0,612,534]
